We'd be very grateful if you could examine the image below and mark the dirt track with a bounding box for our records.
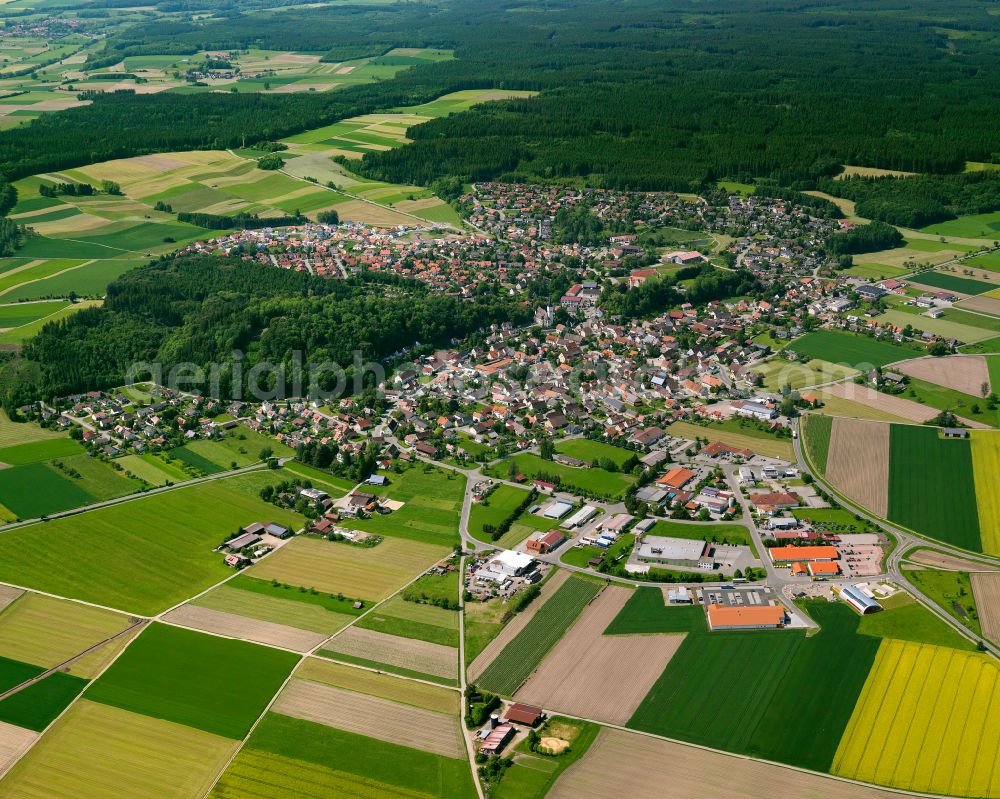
[515,586,684,725]
[468,569,570,681]
[826,418,889,517]
[273,678,464,758]
[162,604,326,653]
[548,728,903,799]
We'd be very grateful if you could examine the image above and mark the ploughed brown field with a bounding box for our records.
[515,586,685,725]
[548,728,903,799]
[825,417,890,517]
[894,355,991,397]
[161,604,327,653]
[971,573,1000,644]
[822,383,934,423]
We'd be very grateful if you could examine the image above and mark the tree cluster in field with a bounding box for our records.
[176,210,305,230]
[600,265,760,320]
[818,172,1000,228]
[826,221,904,255]
[465,685,501,728]
[0,254,532,411]
[295,440,382,485]
[0,217,28,257]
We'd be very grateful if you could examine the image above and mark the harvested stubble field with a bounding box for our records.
[821,383,935,423]
[476,576,602,696]
[321,626,458,680]
[0,593,132,668]
[294,657,459,714]
[248,535,448,602]
[468,569,570,680]
[0,700,238,799]
[273,678,464,758]
[895,355,991,396]
[909,549,998,572]
[0,720,35,778]
[971,431,1000,554]
[515,586,686,725]
[825,417,890,516]
[972,573,1000,644]
[548,727,901,799]
[162,604,327,653]
[833,639,1000,798]
[190,584,355,636]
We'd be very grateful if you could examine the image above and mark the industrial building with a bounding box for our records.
[635,535,713,569]
[563,504,598,529]
[841,585,883,615]
[706,603,786,630]
[542,500,573,519]
[769,545,838,563]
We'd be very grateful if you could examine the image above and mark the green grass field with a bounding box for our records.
[644,520,753,548]
[603,587,706,634]
[0,299,67,327]
[0,472,302,614]
[210,712,477,798]
[0,670,87,731]
[802,413,833,474]
[485,453,634,500]
[887,425,982,552]
[906,569,981,637]
[349,464,466,545]
[0,461,93,517]
[858,592,977,651]
[554,439,636,468]
[0,437,82,465]
[790,506,875,533]
[787,330,918,368]
[922,210,1000,239]
[468,483,531,544]
[665,420,794,460]
[0,409,65,446]
[896,376,999,427]
[908,271,997,295]
[477,576,601,695]
[355,594,459,647]
[87,624,298,739]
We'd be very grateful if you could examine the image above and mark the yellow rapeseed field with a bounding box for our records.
[833,639,1000,797]
[971,431,1000,555]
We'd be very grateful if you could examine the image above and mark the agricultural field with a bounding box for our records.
[896,375,998,428]
[923,210,1000,239]
[475,575,601,696]
[319,624,458,684]
[484,452,634,500]
[272,678,465,758]
[906,569,981,637]
[294,657,459,714]
[790,506,876,533]
[907,270,998,295]
[894,354,992,396]
[971,573,1000,644]
[603,587,707,634]
[248,535,448,602]
[802,413,833,473]
[87,623,297,739]
[786,330,919,369]
[818,383,938,424]
[665,420,794,460]
[349,464,465,546]
[887,424,982,552]
[833,639,1000,797]
[972,430,1000,554]
[548,726,901,799]
[0,670,88,732]
[468,483,532,544]
[0,471,302,614]
[825,416,890,516]
[355,594,459,647]
[515,587,687,725]
[0,700,240,799]
[169,426,293,474]
[644,520,753,548]
[0,411,64,447]
[877,307,996,344]
[209,712,477,799]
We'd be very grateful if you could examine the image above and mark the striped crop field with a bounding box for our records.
[476,576,602,696]
[971,431,1000,555]
[833,639,1000,797]
[802,414,832,474]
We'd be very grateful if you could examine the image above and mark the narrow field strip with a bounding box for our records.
[162,604,327,653]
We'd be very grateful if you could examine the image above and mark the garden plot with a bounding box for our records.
[320,627,457,681]
[515,586,685,725]
[894,355,991,396]
[825,417,890,516]
[272,678,464,757]
[549,727,900,799]
[161,604,327,653]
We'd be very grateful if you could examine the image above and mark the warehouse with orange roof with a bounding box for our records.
[769,545,838,563]
[706,603,787,630]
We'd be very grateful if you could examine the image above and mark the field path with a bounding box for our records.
[467,568,569,681]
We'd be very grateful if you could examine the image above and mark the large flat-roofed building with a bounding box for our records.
[563,504,598,529]
[769,545,838,563]
[542,500,573,520]
[636,535,711,569]
[707,603,786,630]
